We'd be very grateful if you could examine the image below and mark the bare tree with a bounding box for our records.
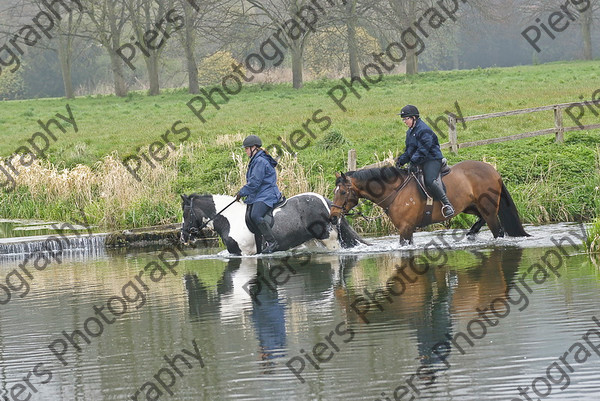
[0,0,83,98]
[518,0,599,60]
[245,0,336,89]
[124,0,177,95]
[175,0,240,94]
[79,0,130,96]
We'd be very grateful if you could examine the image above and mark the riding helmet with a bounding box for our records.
[399,105,420,118]
[242,135,262,148]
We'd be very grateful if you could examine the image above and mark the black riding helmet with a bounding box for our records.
[242,135,262,148]
[399,105,420,118]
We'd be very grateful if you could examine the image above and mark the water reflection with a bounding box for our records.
[335,248,524,388]
[249,260,287,371]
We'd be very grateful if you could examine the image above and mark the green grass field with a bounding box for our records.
[1,60,599,232]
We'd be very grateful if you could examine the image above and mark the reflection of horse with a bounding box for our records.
[181,193,364,255]
[329,162,529,244]
[334,248,523,383]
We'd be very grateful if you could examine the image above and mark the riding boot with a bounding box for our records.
[430,179,455,218]
[256,221,279,254]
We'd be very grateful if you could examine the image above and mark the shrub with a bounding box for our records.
[197,51,245,86]
[0,68,25,100]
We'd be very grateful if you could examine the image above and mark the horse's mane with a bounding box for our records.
[188,193,212,200]
[338,166,407,185]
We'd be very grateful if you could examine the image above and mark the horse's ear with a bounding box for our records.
[340,172,347,180]
[181,194,188,202]
[335,172,341,179]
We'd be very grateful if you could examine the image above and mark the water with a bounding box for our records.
[0,219,93,239]
[1,223,599,401]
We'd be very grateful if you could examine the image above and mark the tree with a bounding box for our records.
[517,0,599,60]
[124,0,177,96]
[79,0,130,97]
[245,0,336,89]
[0,0,83,98]
[175,0,240,94]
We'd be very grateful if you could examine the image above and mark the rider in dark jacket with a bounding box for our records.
[237,135,282,254]
[395,105,455,218]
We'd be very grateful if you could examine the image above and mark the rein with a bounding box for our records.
[333,173,414,216]
[187,197,237,235]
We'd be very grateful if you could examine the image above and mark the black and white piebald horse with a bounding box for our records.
[180,192,364,255]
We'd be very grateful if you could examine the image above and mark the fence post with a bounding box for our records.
[554,106,564,143]
[448,113,458,153]
[348,149,357,171]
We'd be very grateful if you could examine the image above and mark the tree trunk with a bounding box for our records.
[183,1,199,94]
[408,1,418,75]
[406,49,418,75]
[107,1,128,97]
[581,8,592,60]
[147,55,160,95]
[109,51,128,97]
[186,49,199,94]
[291,45,303,89]
[57,34,74,98]
[346,1,360,79]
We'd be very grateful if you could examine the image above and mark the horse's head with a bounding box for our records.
[330,172,359,224]
[180,194,211,245]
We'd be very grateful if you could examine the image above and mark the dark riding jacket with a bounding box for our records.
[239,150,281,207]
[396,119,443,166]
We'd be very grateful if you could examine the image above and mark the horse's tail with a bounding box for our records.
[498,182,530,237]
[338,216,368,248]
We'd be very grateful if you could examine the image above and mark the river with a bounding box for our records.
[0,223,599,401]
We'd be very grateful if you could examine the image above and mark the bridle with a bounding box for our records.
[332,172,415,216]
[183,197,201,238]
[182,197,238,239]
[331,181,358,216]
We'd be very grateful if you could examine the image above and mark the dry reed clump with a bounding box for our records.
[10,157,97,208]
[216,132,245,147]
[9,146,186,228]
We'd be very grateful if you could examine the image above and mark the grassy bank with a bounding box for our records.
[1,60,599,233]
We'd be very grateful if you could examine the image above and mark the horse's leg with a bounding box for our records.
[397,224,415,245]
[467,216,486,237]
[476,198,504,238]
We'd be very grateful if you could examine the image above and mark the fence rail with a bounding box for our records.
[444,101,600,153]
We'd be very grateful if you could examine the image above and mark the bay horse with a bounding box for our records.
[181,192,365,255]
[329,161,529,244]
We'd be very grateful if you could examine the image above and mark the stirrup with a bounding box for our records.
[442,204,454,218]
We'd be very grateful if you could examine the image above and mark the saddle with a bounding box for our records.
[244,195,287,234]
[415,159,451,199]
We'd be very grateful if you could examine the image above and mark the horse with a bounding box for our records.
[181,192,365,255]
[329,161,530,244]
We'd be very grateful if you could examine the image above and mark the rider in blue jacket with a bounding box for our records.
[236,135,282,254]
[395,105,455,218]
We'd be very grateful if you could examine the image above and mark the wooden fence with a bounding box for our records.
[443,101,600,153]
[347,101,600,168]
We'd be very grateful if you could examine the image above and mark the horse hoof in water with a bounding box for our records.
[399,238,412,247]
